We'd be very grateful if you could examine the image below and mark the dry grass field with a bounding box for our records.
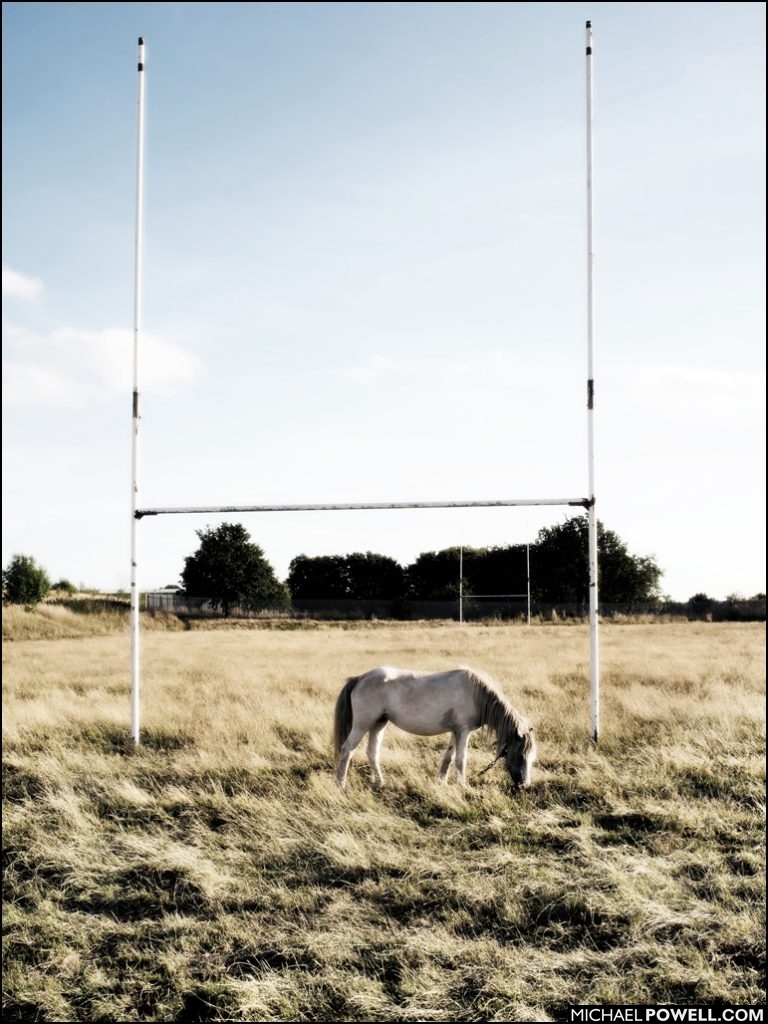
[3,615,765,1021]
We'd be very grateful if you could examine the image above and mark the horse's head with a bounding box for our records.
[501,728,537,788]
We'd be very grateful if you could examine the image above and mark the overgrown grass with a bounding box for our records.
[2,599,189,642]
[3,622,765,1021]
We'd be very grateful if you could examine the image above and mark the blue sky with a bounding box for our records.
[3,2,765,601]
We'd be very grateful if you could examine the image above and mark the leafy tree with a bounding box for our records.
[53,578,77,594]
[533,515,662,603]
[465,545,529,597]
[3,554,51,606]
[287,552,406,600]
[287,555,350,598]
[181,523,289,615]
[407,547,467,600]
[346,552,406,599]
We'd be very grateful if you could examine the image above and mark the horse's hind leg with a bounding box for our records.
[336,724,368,789]
[366,720,388,787]
[436,737,455,780]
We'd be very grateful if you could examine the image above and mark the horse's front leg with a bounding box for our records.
[453,728,472,784]
[366,720,388,787]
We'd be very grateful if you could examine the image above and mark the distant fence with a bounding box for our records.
[144,592,766,622]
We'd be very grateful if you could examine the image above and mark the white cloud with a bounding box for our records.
[635,364,765,421]
[2,324,202,408]
[335,348,572,387]
[2,265,43,299]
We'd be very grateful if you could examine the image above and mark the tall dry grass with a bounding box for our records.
[2,600,185,642]
[3,620,765,1021]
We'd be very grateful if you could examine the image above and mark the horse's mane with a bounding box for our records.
[465,669,533,752]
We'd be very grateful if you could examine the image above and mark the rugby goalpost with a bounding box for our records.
[129,23,600,746]
[457,536,532,626]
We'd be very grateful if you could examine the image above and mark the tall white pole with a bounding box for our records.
[459,542,464,624]
[526,536,531,627]
[586,21,600,742]
[130,37,146,748]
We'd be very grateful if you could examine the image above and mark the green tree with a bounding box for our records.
[465,545,529,597]
[687,592,713,615]
[53,578,78,594]
[345,552,406,599]
[3,554,51,607]
[407,547,467,599]
[287,552,406,600]
[181,523,289,615]
[533,515,663,604]
[287,555,350,598]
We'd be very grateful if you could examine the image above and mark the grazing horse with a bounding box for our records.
[333,666,537,789]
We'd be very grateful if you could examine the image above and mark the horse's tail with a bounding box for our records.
[333,675,362,766]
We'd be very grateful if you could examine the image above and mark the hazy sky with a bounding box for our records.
[3,2,765,601]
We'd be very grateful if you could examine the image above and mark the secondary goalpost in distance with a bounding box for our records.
[129,24,600,746]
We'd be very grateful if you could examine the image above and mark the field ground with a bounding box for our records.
[3,618,765,1021]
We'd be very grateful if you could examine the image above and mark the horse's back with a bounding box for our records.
[353,667,479,737]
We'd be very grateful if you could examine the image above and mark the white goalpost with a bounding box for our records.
[585,20,600,743]
[129,37,145,749]
[129,24,600,746]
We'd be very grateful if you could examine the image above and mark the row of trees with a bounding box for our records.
[286,517,662,604]
[5,522,766,617]
[175,515,664,613]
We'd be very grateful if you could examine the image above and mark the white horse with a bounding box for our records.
[333,666,537,789]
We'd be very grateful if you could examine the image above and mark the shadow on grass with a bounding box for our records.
[176,985,240,1023]
[61,864,213,922]
[449,885,632,953]
[2,761,47,804]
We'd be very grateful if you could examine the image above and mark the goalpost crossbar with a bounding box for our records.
[135,497,591,519]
